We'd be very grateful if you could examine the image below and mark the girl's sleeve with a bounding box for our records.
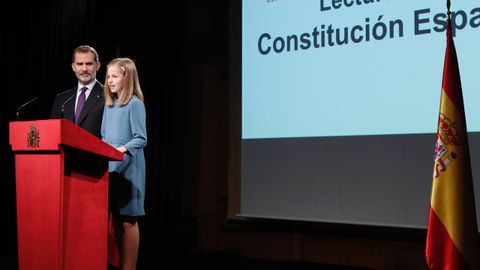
[124,99,147,155]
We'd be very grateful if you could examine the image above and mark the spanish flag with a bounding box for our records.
[426,17,480,270]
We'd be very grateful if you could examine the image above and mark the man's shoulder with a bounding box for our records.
[94,81,104,89]
[92,82,104,95]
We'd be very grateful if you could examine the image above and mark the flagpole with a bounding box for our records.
[447,0,451,19]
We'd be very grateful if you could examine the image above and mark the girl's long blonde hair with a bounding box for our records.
[104,57,144,106]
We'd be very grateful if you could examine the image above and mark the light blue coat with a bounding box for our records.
[101,96,147,216]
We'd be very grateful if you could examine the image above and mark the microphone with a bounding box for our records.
[15,97,39,121]
[60,94,76,118]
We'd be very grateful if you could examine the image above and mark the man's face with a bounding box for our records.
[71,52,100,85]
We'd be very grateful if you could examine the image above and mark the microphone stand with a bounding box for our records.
[15,97,39,121]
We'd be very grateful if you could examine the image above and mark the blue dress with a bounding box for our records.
[101,96,147,216]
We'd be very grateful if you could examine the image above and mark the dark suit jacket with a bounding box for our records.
[50,82,105,138]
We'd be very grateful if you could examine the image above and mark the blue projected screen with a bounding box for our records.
[239,1,480,229]
[242,0,480,139]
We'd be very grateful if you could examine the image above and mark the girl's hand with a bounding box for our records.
[116,146,127,153]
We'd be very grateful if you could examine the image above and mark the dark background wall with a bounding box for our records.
[0,1,427,269]
[1,0,213,267]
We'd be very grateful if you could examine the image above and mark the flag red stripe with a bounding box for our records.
[426,208,471,269]
[441,22,463,111]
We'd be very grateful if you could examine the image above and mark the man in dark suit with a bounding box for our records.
[50,45,104,138]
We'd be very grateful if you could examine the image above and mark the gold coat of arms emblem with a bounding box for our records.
[27,124,40,147]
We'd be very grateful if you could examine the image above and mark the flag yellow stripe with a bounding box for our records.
[430,88,479,269]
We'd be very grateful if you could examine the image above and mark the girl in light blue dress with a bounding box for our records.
[102,57,146,270]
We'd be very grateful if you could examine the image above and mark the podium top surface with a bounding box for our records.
[9,119,123,161]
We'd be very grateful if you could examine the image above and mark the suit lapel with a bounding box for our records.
[64,89,77,122]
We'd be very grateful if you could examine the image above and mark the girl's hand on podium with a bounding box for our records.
[116,146,127,153]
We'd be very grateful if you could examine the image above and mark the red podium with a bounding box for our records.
[9,119,123,270]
